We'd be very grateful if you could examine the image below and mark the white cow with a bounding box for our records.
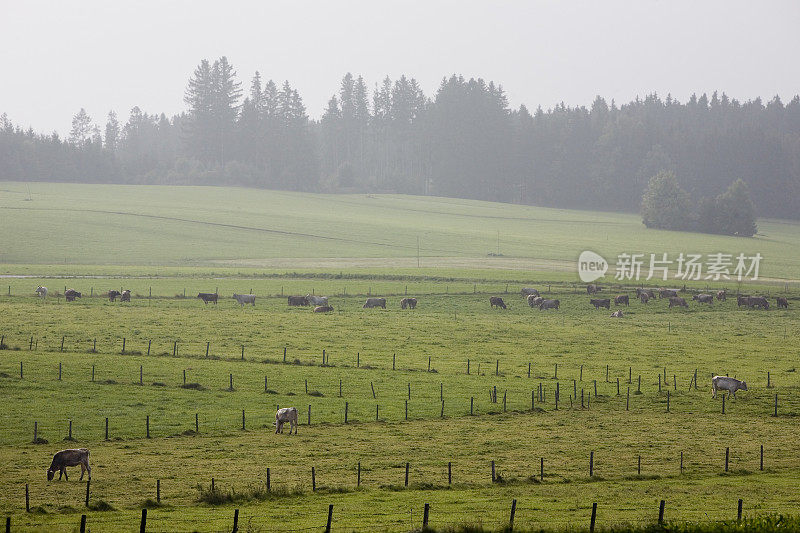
[275,407,298,434]
[712,376,748,398]
[35,286,48,300]
[232,293,256,307]
[306,294,328,306]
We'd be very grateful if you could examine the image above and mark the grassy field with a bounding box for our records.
[1,183,799,531]
[1,182,799,280]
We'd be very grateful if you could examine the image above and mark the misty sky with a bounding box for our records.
[2,0,799,135]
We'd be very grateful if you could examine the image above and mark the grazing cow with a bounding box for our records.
[711,376,748,399]
[587,284,601,295]
[590,298,610,310]
[610,310,624,318]
[363,297,386,309]
[521,288,540,297]
[288,296,309,306]
[527,295,543,308]
[306,294,329,306]
[232,293,256,307]
[197,293,218,305]
[737,294,751,307]
[659,288,678,299]
[639,293,650,304]
[47,448,90,481]
[65,289,81,302]
[747,296,769,310]
[635,288,655,299]
[716,290,727,301]
[314,305,334,313]
[777,297,789,309]
[539,299,560,310]
[35,286,48,300]
[275,407,298,434]
[120,290,131,302]
[668,296,688,308]
[400,297,417,309]
[692,294,714,304]
[615,295,629,307]
[489,297,507,309]
[107,290,121,302]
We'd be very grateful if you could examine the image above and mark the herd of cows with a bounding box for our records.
[31,281,783,480]
[34,284,789,316]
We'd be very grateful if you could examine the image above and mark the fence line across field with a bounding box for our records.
[4,496,786,533]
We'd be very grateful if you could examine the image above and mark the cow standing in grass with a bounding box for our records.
[400,297,417,309]
[639,293,650,304]
[660,288,678,299]
[275,407,298,434]
[489,297,507,309]
[712,376,748,399]
[35,286,48,300]
[120,290,131,302]
[615,295,629,307]
[108,290,121,302]
[307,294,329,306]
[539,299,560,310]
[587,284,601,295]
[717,290,727,301]
[65,289,81,302]
[233,294,256,307]
[197,293,218,305]
[668,296,688,308]
[777,297,789,308]
[47,448,90,481]
[288,296,309,306]
[590,298,610,310]
[528,295,543,308]
[363,297,386,309]
[692,294,714,304]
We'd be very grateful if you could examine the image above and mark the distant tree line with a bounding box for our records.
[2,56,799,220]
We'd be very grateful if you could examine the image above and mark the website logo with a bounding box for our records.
[578,251,608,282]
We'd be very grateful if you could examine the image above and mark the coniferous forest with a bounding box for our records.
[2,56,799,220]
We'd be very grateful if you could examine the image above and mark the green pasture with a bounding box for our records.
[1,182,798,280]
[1,283,799,531]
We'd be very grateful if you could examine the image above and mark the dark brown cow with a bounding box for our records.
[737,294,751,307]
[539,299,560,310]
[747,296,769,309]
[65,289,81,302]
[363,298,387,309]
[107,290,121,302]
[197,293,218,304]
[659,288,678,299]
[313,305,334,313]
[400,297,417,309]
[777,297,789,309]
[668,296,688,308]
[288,296,310,306]
[590,298,610,309]
[489,297,507,309]
[639,293,650,304]
[47,448,90,481]
[587,284,601,295]
[120,290,131,302]
[692,294,714,304]
[615,295,629,306]
[636,288,655,299]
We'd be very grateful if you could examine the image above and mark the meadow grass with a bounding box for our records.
[1,182,799,280]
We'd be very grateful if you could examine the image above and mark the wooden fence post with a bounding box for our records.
[105,417,108,440]
[232,509,239,533]
[344,402,348,424]
[638,455,641,475]
[680,451,684,474]
[139,508,146,533]
[590,502,597,533]
[774,393,778,417]
[68,420,72,440]
[725,447,730,472]
[195,413,199,433]
[146,415,150,438]
[25,483,29,512]
[122,338,126,354]
[308,405,312,425]
[658,500,665,524]
[760,445,764,471]
[423,503,430,529]
[242,409,245,430]
[33,421,37,443]
[509,499,517,531]
[590,451,594,477]
[267,468,271,491]
[85,479,90,506]
[540,457,544,481]
[722,394,726,414]
[405,400,408,420]
[80,515,86,533]
[325,504,333,533]
[738,499,743,522]
[59,362,62,381]
[156,479,160,503]
[448,461,452,485]
[312,466,316,491]
[405,462,409,487]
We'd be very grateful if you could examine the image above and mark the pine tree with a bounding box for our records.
[69,108,93,146]
[104,111,120,152]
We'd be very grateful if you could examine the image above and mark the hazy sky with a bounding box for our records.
[2,0,798,135]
